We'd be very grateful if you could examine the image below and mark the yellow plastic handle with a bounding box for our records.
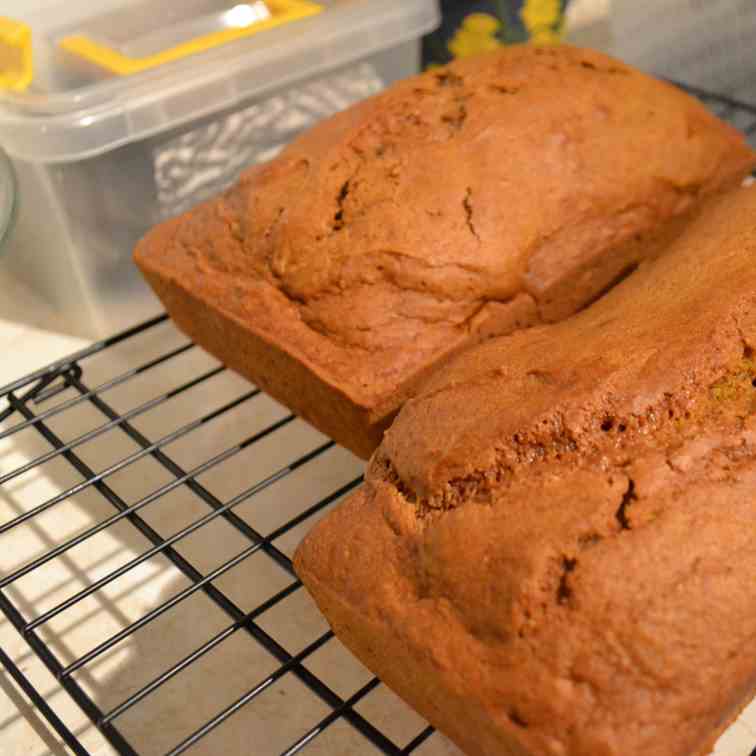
[59,0,322,77]
[0,17,33,92]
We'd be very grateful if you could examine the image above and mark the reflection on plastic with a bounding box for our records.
[223,3,272,28]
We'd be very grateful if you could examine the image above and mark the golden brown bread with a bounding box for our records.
[294,185,756,756]
[135,44,755,458]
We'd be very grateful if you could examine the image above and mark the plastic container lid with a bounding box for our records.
[0,0,439,163]
[0,147,15,253]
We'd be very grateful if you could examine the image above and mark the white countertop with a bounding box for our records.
[0,273,91,389]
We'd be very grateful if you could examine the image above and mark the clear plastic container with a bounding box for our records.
[0,0,440,338]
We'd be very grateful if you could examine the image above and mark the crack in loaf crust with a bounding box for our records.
[135,44,755,458]
[294,187,756,756]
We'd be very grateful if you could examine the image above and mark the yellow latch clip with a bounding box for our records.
[60,0,322,77]
[0,17,33,92]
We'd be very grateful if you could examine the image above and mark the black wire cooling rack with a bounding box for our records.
[0,314,441,756]
[2,84,756,756]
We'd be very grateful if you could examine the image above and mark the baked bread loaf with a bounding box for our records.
[294,185,756,756]
[135,44,754,459]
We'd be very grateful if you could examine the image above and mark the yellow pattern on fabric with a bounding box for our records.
[531,26,562,45]
[448,13,504,59]
[521,0,564,44]
[521,0,562,30]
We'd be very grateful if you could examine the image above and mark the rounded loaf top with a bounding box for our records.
[231,44,753,355]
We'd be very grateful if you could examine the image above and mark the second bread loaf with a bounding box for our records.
[295,185,756,756]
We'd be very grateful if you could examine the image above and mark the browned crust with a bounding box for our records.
[294,487,535,756]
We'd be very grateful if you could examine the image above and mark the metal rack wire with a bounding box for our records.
[2,83,756,756]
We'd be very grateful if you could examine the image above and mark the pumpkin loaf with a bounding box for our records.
[135,45,754,458]
[294,185,756,756]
